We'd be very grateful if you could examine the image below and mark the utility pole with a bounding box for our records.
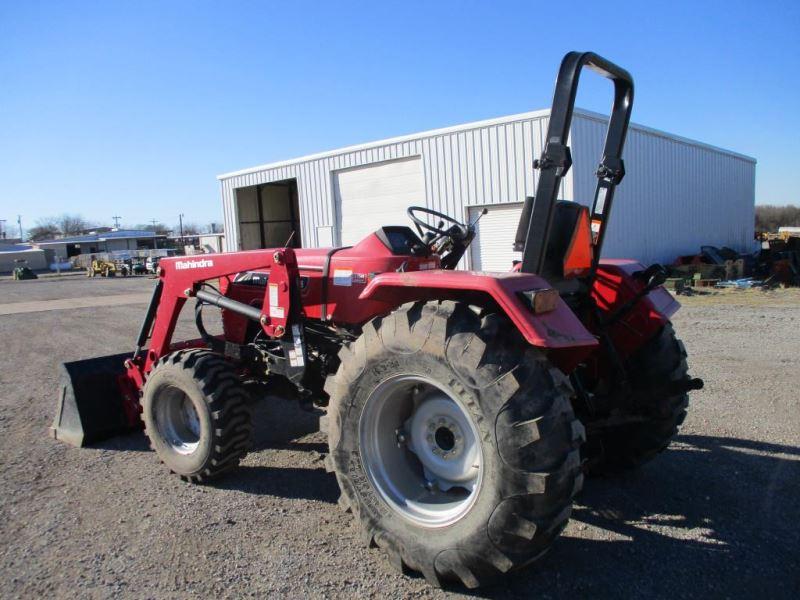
[112,215,121,228]
[179,213,184,240]
[17,215,22,241]
[150,219,159,249]
[0,219,6,240]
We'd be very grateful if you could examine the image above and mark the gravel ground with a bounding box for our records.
[0,277,798,599]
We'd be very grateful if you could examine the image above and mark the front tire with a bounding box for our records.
[142,349,252,483]
[325,301,584,589]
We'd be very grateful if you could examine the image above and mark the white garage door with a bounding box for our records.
[334,157,425,245]
[469,203,523,272]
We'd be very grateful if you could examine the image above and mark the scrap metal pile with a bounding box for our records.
[665,233,800,292]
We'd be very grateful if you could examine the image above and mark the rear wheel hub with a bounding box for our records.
[359,375,482,528]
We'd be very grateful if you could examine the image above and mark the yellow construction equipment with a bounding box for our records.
[86,259,116,278]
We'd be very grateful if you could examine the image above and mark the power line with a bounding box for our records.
[112,215,121,228]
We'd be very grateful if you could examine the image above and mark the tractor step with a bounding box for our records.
[51,352,138,447]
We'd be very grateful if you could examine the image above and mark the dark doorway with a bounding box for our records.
[235,179,301,250]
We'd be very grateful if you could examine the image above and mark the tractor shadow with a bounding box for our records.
[93,396,800,598]
[215,392,338,503]
[215,465,338,503]
[246,391,327,454]
[468,434,800,600]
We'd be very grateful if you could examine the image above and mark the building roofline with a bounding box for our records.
[35,232,166,245]
[0,245,38,253]
[217,107,756,181]
[574,108,756,163]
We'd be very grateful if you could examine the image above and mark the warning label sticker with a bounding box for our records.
[289,324,305,367]
[268,283,279,306]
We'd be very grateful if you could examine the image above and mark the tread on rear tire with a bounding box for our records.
[324,300,584,589]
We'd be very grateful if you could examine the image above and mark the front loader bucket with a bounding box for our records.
[50,352,136,447]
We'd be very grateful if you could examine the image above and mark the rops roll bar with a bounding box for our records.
[515,51,634,278]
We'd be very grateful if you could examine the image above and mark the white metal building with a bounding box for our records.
[218,109,756,269]
[34,229,167,258]
[0,244,49,273]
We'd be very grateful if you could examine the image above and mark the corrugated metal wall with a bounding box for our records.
[570,113,756,264]
[220,111,569,252]
[220,109,756,267]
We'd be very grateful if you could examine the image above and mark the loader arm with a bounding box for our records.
[133,248,302,375]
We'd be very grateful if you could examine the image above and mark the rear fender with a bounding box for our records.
[359,270,598,371]
[592,260,680,358]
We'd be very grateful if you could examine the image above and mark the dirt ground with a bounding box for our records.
[0,276,798,599]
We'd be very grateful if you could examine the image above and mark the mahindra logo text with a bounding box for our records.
[175,259,214,270]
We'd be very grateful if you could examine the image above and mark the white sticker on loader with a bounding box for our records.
[268,283,279,306]
[289,324,305,367]
[333,269,353,286]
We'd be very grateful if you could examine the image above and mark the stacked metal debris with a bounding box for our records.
[666,235,800,291]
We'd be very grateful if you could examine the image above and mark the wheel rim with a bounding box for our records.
[154,385,201,455]
[359,375,483,527]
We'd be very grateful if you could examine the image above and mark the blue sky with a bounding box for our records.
[1,0,798,234]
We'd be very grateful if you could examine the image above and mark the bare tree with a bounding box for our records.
[206,221,224,233]
[755,205,800,232]
[56,214,93,235]
[177,222,200,236]
[27,222,60,241]
[135,222,171,235]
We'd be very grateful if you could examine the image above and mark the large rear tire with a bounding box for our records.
[584,323,690,474]
[324,301,584,589]
[142,349,252,483]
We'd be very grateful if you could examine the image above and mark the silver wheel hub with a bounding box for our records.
[155,387,201,455]
[405,396,479,491]
[359,375,483,527]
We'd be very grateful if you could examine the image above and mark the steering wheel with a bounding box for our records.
[406,206,468,241]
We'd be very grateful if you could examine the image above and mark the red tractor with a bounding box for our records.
[52,52,702,588]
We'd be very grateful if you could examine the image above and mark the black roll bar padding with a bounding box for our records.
[518,51,634,276]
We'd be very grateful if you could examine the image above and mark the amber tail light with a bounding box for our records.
[518,288,559,313]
